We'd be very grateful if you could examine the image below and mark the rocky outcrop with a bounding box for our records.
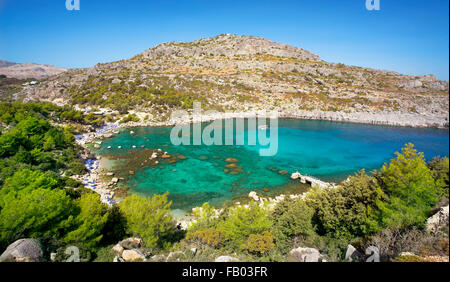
[289,247,322,262]
[426,205,449,233]
[0,239,43,262]
[143,34,320,61]
[215,255,239,262]
[121,249,146,262]
[16,34,449,129]
[112,238,147,262]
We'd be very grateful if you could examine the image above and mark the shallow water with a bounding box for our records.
[95,119,449,210]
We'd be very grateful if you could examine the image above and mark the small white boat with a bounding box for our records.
[118,146,122,149]
[258,125,269,130]
[107,146,112,149]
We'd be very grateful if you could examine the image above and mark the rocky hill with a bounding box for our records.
[0,62,67,79]
[0,60,17,68]
[16,34,449,127]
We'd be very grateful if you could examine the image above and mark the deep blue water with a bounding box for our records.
[96,119,449,210]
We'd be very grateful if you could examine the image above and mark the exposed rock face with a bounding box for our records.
[143,34,320,61]
[118,237,142,249]
[0,62,67,79]
[16,34,449,128]
[121,249,146,262]
[289,247,321,262]
[0,239,43,262]
[111,237,146,262]
[426,205,449,233]
[215,255,239,262]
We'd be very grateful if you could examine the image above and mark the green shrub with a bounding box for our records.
[243,231,275,255]
[271,198,315,251]
[186,228,225,248]
[64,193,109,248]
[377,143,440,229]
[428,156,449,198]
[306,170,382,239]
[217,204,272,248]
[119,193,175,249]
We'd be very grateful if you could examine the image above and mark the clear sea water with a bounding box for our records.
[95,119,449,210]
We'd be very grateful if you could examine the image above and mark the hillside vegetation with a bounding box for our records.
[0,102,448,262]
[16,34,449,127]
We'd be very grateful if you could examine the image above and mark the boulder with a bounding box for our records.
[166,251,185,262]
[248,191,259,201]
[426,205,449,233]
[0,239,43,262]
[112,243,124,255]
[291,172,301,180]
[215,256,239,262]
[344,244,364,262]
[122,249,146,262]
[120,238,142,250]
[289,247,321,262]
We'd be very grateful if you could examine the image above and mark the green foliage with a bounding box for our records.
[186,228,225,248]
[271,198,316,251]
[306,170,382,239]
[428,156,449,198]
[0,169,61,208]
[217,204,272,247]
[0,188,74,247]
[120,113,140,124]
[243,231,275,255]
[93,245,116,262]
[64,193,109,248]
[190,202,217,231]
[377,143,439,229]
[119,193,175,249]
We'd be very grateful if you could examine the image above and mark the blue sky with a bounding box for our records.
[0,0,448,80]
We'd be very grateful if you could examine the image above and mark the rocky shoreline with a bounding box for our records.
[72,111,447,214]
[118,109,449,129]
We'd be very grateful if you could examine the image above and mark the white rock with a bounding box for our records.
[112,243,124,255]
[122,249,145,262]
[215,256,239,262]
[426,205,449,233]
[289,247,321,262]
[291,172,302,180]
[249,191,259,201]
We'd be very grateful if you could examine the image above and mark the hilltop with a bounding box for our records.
[16,34,449,127]
[0,62,67,79]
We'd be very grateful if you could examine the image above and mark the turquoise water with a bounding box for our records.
[96,119,449,210]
